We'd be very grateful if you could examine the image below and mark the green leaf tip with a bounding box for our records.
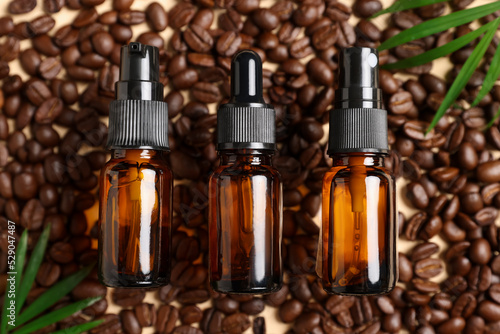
[370,0,449,19]
[426,17,500,133]
[378,1,500,51]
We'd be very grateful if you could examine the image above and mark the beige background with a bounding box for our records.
[0,0,498,333]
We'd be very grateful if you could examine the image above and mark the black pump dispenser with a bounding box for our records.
[328,47,388,154]
[107,42,169,150]
[217,50,275,151]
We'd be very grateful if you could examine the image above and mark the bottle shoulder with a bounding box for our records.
[102,156,172,175]
[211,163,281,180]
[324,165,394,181]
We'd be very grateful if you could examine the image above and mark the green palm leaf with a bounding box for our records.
[379,1,500,51]
[371,0,449,19]
[1,230,28,334]
[427,17,500,133]
[382,23,491,70]
[16,224,51,313]
[12,297,101,334]
[50,320,104,334]
[471,42,500,107]
[486,106,500,129]
[16,264,94,326]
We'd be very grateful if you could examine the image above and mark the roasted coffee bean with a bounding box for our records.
[279,299,303,323]
[290,36,314,59]
[20,198,45,230]
[216,31,241,57]
[13,172,38,200]
[477,161,500,183]
[295,312,321,333]
[354,0,382,17]
[411,242,439,262]
[35,97,63,124]
[191,82,220,103]
[49,242,74,264]
[389,91,414,115]
[407,182,429,209]
[156,305,179,334]
[71,278,107,300]
[177,289,210,304]
[179,305,203,325]
[240,298,265,315]
[414,258,443,279]
[399,253,413,282]
[20,49,41,76]
[118,10,145,25]
[307,58,333,86]
[419,215,442,240]
[34,261,59,288]
[112,288,146,307]
[184,25,213,53]
[89,314,121,334]
[477,300,500,322]
[9,0,36,14]
[469,238,492,265]
[312,24,338,50]
[118,310,140,334]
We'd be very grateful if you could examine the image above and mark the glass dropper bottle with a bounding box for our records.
[321,47,397,295]
[209,50,283,294]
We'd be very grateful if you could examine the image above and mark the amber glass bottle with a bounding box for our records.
[209,150,282,293]
[322,47,396,295]
[209,50,282,294]
[98,43,172,288]
[99,149,172,287]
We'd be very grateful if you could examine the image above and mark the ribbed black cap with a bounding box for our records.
[328,47,388,154]
[107,42,169,151]
[217,50,275,150]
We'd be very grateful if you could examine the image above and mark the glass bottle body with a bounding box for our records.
[98,149,172,288]
[322,153,396,295]
[209,150,282,294]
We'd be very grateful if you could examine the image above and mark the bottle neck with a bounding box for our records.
[111,149,164,160]
[331,153,385,168]
[219,149,274,165]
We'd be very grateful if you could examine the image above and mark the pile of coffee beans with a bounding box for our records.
[1,0,500,333]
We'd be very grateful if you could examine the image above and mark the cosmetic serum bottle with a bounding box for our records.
[322,47,397,295]
[209,50,283,294]
[98,43,172,288]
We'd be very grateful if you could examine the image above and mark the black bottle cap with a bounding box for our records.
[217,50,275,151]
[328,47,388,154]
[107,42,169,151]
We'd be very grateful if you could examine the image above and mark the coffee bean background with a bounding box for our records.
[0,0,500,333]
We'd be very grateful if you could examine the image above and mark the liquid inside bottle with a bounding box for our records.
[209,150,282,294]
[98,149,172,287]
[322,154,396,295]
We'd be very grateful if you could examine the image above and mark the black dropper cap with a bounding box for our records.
[328,47,388,154]
[217,50,275,150]
[107,42,169,151]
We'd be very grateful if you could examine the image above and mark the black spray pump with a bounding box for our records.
[328,47,388,154]
[217,50,275,150]
[107,42,169,150]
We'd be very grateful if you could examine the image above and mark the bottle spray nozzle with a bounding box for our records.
[106,42,169,151]
[335,47,383,110]
[115,42,163,101]
[328,47,388,155]
[230,50,265,104]
[339,47,379,89]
